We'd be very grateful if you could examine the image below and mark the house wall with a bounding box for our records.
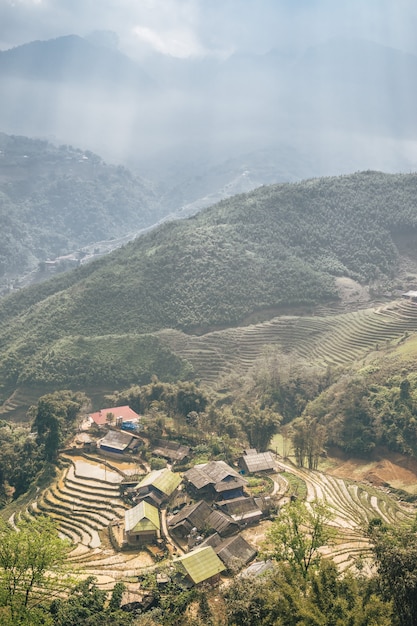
[126,530,158,546]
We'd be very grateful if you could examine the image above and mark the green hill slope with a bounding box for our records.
[1,170,417,393]
[0,133,158,280]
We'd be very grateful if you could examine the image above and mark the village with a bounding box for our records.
[46,403,289,610]
[17,398,411,616]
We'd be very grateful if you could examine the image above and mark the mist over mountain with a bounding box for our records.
[0,133,160,283]
[1,34,417,214]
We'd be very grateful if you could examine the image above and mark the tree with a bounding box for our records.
[0,516,70,623]
[105,412,115,426]
[238,403,281,451]
[31,391,89,461]
[291,416,327,469]
[49,577,132,626]
[223,560,393,626]
[263,499,334,579]
[368,518,417,626]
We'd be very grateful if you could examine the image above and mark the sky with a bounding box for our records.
[1,0,417,60]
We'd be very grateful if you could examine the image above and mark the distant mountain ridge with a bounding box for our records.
[0,35,154,88]
[1,35,417,213]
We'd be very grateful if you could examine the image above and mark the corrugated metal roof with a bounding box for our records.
[175,546,225,584]
[137,468,181,496]
[242,452,276,473]
[99,430,133,451]
[89,405,141,425]
[125,501,160,533]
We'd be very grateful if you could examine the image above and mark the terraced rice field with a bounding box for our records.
[158,300,417,385]
[13,454,154,588]
[11,450,414,582]
[279,460,415,573]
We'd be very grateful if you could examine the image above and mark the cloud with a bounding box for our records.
[1,0,417,59]
[132,25,205,58]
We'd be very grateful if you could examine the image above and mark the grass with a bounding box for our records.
[281,472,307,500]
[246,475,274,497]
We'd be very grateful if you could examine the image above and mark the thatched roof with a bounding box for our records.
[185,461,247,493]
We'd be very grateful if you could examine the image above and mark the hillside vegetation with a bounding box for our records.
[1,171,417,394]
[0,133,158,280]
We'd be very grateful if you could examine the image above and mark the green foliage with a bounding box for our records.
[368,518,417,626]
[281,472,308,500]
[251,352,333,422]
[150,457,168,470]
[0,516,70,623]
[237,402,281,451]
[263,499,334,578]
[307,361,417,457]
[223,561,393,626]
[49,576,133,626]
[0,389,89,505]
[2,171,417,392]
[0,133,159,281]
[109,379,209,419]
[0,423,44,502]
[291,416,327,469]
[14,335,193,387]
[31,390,89,461]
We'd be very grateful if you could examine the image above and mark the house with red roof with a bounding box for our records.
[88,405,141,427]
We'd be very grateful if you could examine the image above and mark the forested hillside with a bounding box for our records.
[1,171,417,394]
[0,133,158,280]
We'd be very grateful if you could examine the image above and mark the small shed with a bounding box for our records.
[152,439,190,464]
[98,429,141,455]
[174,546,225,586]
[239,450,276,474]
[402,290,417,302]
[239,559,275,578]
[124,501,160,546]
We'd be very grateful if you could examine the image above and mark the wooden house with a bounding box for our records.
[168,500,239,539]
[184,461,247,501]
[135,468,182,507]
[200,533,257,571]
[174,546,225,586]
[98,429,142,455]
[124,501,160,546]
[216,496,265,525]
[152,439,190,464]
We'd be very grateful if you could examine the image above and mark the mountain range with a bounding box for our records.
[1,170,417,398]
[1,35,417,211]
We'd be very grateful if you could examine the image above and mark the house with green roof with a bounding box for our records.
[124,501,160,546]
[174,546,226,586]
[135,468,182,507]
